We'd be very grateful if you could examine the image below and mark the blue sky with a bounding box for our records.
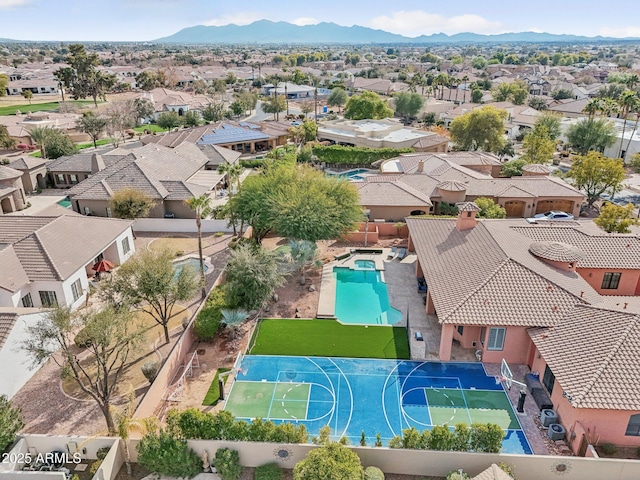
[0,0,638,41]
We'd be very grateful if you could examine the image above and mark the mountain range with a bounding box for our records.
[154,20,639,44]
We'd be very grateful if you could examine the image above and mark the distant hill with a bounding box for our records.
[154,20,639,44]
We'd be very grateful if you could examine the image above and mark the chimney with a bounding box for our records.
[91,154,105,174]
[417,159,424,173]
[455,202,481,231]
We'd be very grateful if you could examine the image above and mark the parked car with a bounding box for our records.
[525,211,574,223]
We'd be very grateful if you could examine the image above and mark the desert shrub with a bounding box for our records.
[193,287,227,341]
[629,153,640,173]
[136,431,201,478]
[214,448,242,480]
[73,327,91,348]
[89,460,102,474]
[601,443,618,455]
[469,423,505,453]
[254,463,282,480]
[446,471,470,480]
[497,462,516,478]
[364,466,385,480]
[96,447,111,460]
[312,144,413,166]
[141,361,160,383]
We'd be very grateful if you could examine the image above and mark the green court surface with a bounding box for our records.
[226,381,310,420]
[426,388,519,429]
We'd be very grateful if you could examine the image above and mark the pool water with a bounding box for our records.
[57,198,71,208]
[329,169,374,181]
[334,267,403,325]
[173,257,208,276]
[354,259,375,270]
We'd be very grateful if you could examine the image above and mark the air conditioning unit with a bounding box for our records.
[540,409,558,427]
[548,423,566,441]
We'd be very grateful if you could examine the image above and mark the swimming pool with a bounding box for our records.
[334,267,403,325]
[57,197,71,208]
[328,168,375,181]
[173,257,208,276]
[226,355,533,454]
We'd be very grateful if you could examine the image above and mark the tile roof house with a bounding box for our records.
[406,211,640,452]
[57,143,220,218]
[364,153,584,221]
[0,165,27,214]
[0,215,134,310]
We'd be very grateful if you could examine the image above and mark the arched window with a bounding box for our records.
[626,414,640,436]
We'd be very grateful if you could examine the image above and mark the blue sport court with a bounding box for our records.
[224,355,532,454]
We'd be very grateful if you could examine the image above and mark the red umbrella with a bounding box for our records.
[92,259,115,273]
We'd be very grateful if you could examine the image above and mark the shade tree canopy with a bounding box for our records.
[449,106,508,153]
[344,91,393,120]
[564,151,626,207]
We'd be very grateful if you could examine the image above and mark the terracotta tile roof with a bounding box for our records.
[357,180,432,207]
[529,304,640,410]
[0,165,22,180]
[511,225,640,269]
[0,313,18,349]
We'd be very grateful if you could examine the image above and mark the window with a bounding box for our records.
[71,279,82,302]
[122,237,131,255]
[543,365,556,395]
[601,272,621,290]
[94,253,104,264]
[457,326,464,335]
[56,174,66,184]
[39,291,58,308]
[487,327,506,351]
[69,174,78,184]
[21,293,33,308]
[626,414,640,436]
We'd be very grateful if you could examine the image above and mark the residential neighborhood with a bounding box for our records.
[2,4,640,480]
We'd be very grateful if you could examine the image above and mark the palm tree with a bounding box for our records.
[600,97,619,118]
[184,194,213,300]
[220,308,249,339]
[29,125,54,158]
[112,389,156,476]
[624,103,640,160]
[583,98,602,120]
[461,75,470,103]
[617,90,640,158]
[282,240,322,285]
[218,161,244,195]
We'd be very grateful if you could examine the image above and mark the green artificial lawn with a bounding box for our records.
[248,318,410,359]
[202,368,231,406]
[133,124,166,133]
[0,100,96,116]
[30,138,116,157]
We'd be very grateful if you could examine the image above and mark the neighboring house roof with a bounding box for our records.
[0,313,18,349]
[66,142,212,202]
[0,215,133,286]
[197,144,242,168]
[472,464,514,480]
[199,123,270,144]
[0,165,22,180]
[47,152,125,173]
[357,179,432,207]
[9,156,47,171]
[529,304,640,410]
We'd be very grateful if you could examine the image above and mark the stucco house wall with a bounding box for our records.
[577,268,640,296]
[368,205,430,222]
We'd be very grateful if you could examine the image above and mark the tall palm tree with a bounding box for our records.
[185,194,213,300]
[617,90,640,158]
[624,103,640,160]
[600,97,619,118]
[461,75,470,104]
[29,125,54,158]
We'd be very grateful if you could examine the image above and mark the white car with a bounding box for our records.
[525,211,574,223]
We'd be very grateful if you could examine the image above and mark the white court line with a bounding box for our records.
[328,357,354,439]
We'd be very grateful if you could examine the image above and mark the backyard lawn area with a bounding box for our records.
[249,319,410,359]
[133,124,166,133]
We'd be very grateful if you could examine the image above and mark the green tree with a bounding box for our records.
[133,98,155,124]
[566,118,616,155]
[474,197,507,218]
[202,102,226,123]
[501,159,526,177]
[220,308,249,339]
[0,74,8,97]
[594,202,639,233]
[551,88,573,100]
[113,390,155,476]
[54,44,116,106]
[77,112,107,149]
[213,448,242,480]
[21,306,142,434]
[156,111,183,131]
[492,83,512,102]
[261,94,286,120]
[450,106,508,153]
[293,442,363,480]
[535,112,562,141]
[184,194,213,299]
[528,96,548,111]
[224,244,285,310]
[28,125,54,158]
[564,151,626,207]
[21,89,33,104]
[218,161,244,196]
[327,87,348,113]
[137,430,202,478]
[103,248,199,343]
[0,125,16,149]
[394,92,425,123]
[616,90,640,159]
[471,88,483,103]
[344,91,393,120]
[521,126,556,164]
[109,188,156,219]
[136,70,162,91]
[281,239,322,284]
[0,395,23,453]
[182,110,201,127]
[471,56,487,69]
[43,129,76,159]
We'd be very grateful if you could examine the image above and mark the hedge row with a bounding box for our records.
[312,145,413,166]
